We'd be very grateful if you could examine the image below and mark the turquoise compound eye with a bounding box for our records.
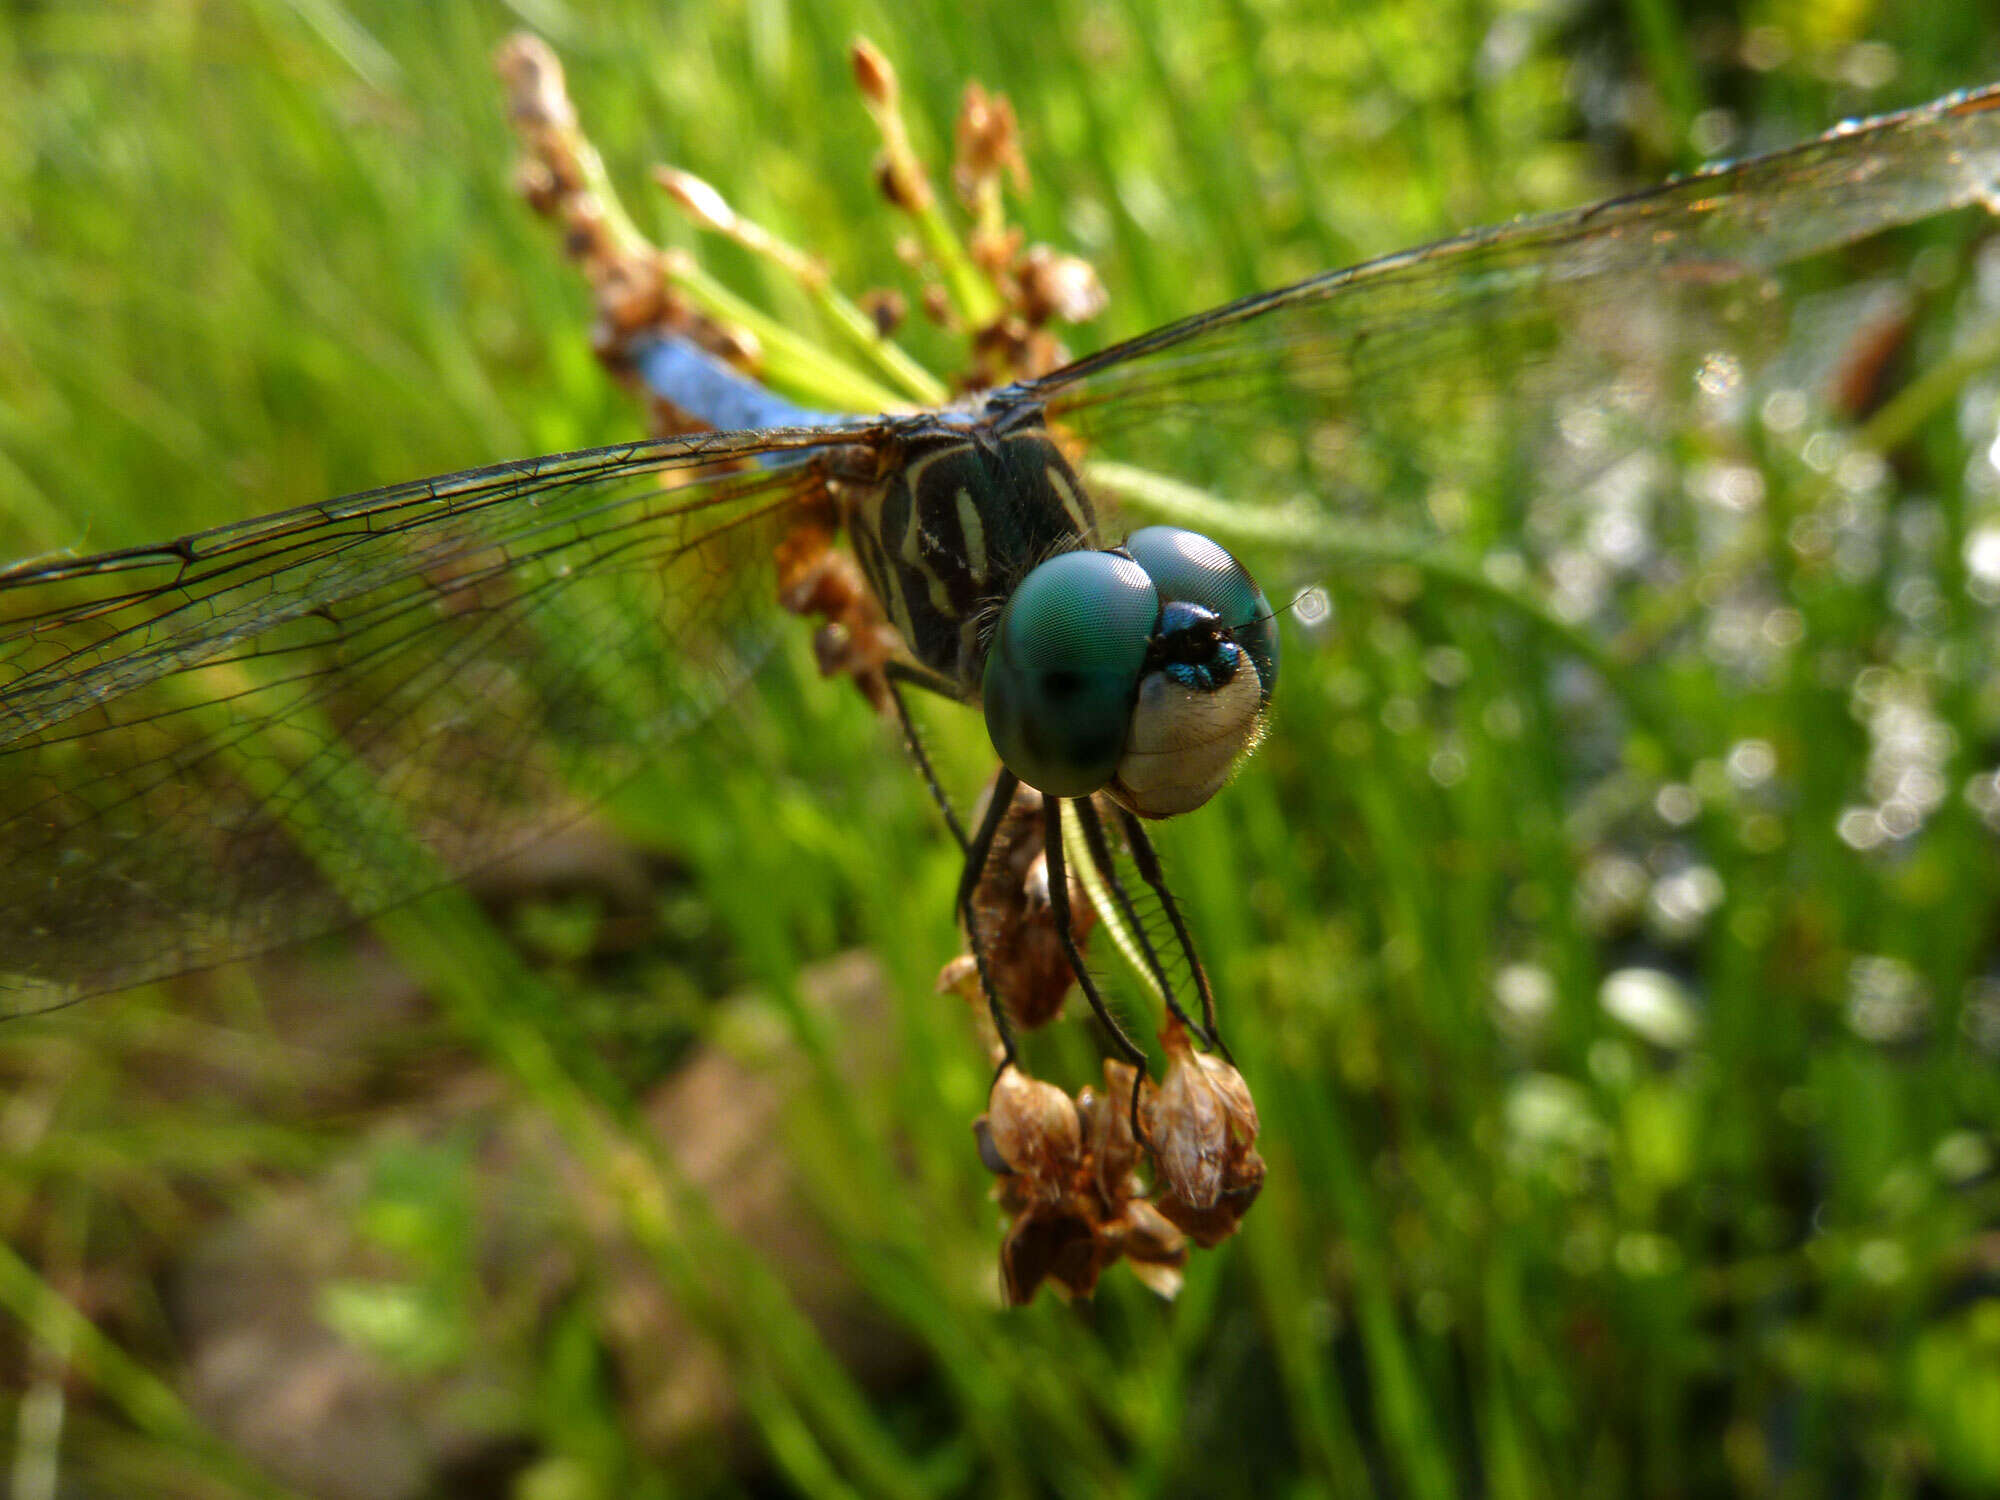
[983,551,1159,797]
[1123,526,1278,703]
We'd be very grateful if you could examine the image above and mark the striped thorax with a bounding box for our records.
[844,409,1096,694]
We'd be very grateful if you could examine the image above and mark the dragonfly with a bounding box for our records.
[3,75,1998,1168]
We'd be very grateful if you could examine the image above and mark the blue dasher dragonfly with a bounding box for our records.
[3,57,1999,1294]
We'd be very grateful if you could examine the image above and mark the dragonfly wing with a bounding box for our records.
[0,426,861,1011]
[1025,86,2000,581]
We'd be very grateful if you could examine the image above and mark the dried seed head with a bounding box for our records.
[968,223,1024,279]
[494,33,576,131]
[954,83,1027,195]
[977,1060,1204,1304]
[971,1115,1012,1175]
[657,168,737,235]
[966,314,1070,386]
[1077,1059,1143,1193]
[1020,849,1049,909]
[982,1066,1082,1195]
[982,1068,1102,1304]
[1016,245,1108,326]
[850,38,897,107]
[859,288,907,338]
[513,159,559,218]
[559,193,614,265]
[596,260,664,334]
[1119,1198,1189,1300]
[960,775,1096,1030]
[1141,1024,1261,1212]
[1123,1197,1188,1262]
[934,953,980,999]
[998,1199,1098,1306]
[706,320,761,367]
[1155,1151,1265,1249]
[873,153,928,213]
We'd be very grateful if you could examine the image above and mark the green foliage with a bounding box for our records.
[3,1,2000,1496]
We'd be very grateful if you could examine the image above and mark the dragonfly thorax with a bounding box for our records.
[845,415,1097,692]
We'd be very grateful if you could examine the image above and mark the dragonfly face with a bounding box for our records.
[981,522,1276,816]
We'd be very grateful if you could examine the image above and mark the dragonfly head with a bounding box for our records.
[981,526,1277,818]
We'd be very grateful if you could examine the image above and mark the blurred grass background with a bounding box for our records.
[4,1,2000,1496]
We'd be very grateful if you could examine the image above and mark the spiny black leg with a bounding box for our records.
[1115,804,1230,1066]
[1072,798,1216,1051]
[958,768,1023,1072]
[882,657,969,703]
[958,768,1015,928]
[1042,796,1149,1072]
[881,674,1017,1071]
[885,675,967,852]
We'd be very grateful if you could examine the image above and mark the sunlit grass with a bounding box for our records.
[3,1,2000,1496]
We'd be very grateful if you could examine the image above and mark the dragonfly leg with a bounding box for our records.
[1043,796,1158,1150]
[1071,797,1220,1054]
[957,767,1025,1073]
[1041,797,1149,1074]
[1114,804,1230,1066]
[885,673,968,853]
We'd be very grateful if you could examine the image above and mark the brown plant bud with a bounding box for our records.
[596,260,664,334]
[1077,1059,1144,1194]
[1155,1152,1265,1248]
[850,38,896,107]
[954,83,1027,196]
[494,33,576,132]
[998,1198,1098,1306]
[1118,1198,1190,1299]
[657,168,736,235]
[935,954,979,1000]
[1141,1023,1261,1211]
[968,224,1023,278]
[979,1059,1210,1303]
[959,775,1097,1030]
[706,319,761,369]
[981,1066,1081,1198]
[873,153,928,213]
[1016,245,1108,326]
[513,159,559,217]
[858,288,906,338]
[559,193,614,263]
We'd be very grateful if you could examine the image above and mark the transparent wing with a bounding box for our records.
[1023,85,2000,594]
[11,86,1997,1014]
[0,424,867,1012]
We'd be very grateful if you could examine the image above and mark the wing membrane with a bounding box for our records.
[8,84,1999,1011]
[1025,85,2000,588]
[0,425,858,1010]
